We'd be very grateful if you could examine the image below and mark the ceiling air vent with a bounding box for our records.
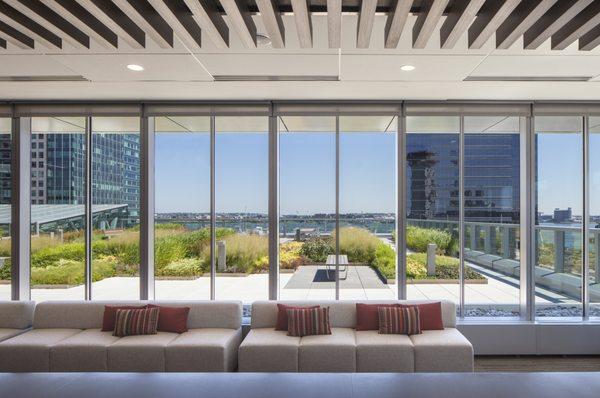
[464,76,591,82]
[213,75,339,82]
[0,75,89,82]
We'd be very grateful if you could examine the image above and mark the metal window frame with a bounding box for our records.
[583,116,590,320]
[10,116,31,301]
[397,105,407,300]
[268,115,279,300]
[459,116,465,318]
[139,115,155,300]
[84,116,92,300]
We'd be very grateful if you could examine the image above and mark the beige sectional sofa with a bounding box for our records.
[239,300,473,373]
[0,301,35,343]
[0,300,242,372]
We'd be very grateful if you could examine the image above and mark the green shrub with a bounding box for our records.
[406,253,482,280]
[406,225,455,255]
[300,237,334,263]
[372,244,396,279]
[158,258,204,277]
[30,257,115,286]
[336,227,380,264]
[280,241,306,269]
[31,243,85,268]
[222,234,268,273]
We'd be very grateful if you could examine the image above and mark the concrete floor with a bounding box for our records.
[0,263,566,305]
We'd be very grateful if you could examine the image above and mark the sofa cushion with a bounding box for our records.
[410,328,474,372]
[107,332,178,372]
[148,304,190,333]
[356,303,399,331]
[378,306,421,335]
[101,305,146,332]
[113,308,159,337]
[355,330,414,372]
[275,304,319,331]
[298,327,356,372]
[400,302,444,330]
[0,328,26,343]
[238,328,300,372]
[50,329,120,372]
[0,301,35,329]
[287,307,331,337]
[0,328,81,372]
[251,300,456,329]
[34,300,242,330]
[166,328,241,372]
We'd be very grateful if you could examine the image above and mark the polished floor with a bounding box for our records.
[0,372,597,398]
[476,356,600,372]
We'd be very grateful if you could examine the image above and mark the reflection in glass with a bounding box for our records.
[0,119,11,300]
[535,116,582,318]
[154,117,210,299]
[339,116,397,300]
[589,117,600,317]
[30,117,86,301]
[463,116,521,317]
[406,116,460,306]
[279,116,336,299]
[91,117,140,300]
[215,117,269,302]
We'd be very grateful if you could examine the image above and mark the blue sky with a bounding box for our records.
[154,131,597,216]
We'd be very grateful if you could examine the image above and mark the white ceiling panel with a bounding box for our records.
[195,53,339,77]
[341,54,486,81]
[50,54,214,82]
[0,55,80,77]
[470,55,600,78]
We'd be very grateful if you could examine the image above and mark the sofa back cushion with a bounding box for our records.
[0,301,35,329]
[251,300,456,329]
[33,300,242,330]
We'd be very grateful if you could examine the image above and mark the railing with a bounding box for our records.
[407,218,600,285]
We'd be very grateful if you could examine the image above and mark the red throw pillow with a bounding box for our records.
[101,305,146,332]
[399,302,444,330]
[275,304,319,331]
[356,303,400,331]
[287,307,332,337]
[147,304,190,333]
[378,306,421,335]
[113,308,160,337]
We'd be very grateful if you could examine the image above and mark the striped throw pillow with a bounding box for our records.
[113,307,160,337]
[378,306,421,335]
[286,307,331,337]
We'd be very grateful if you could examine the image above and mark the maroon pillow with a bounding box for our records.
[101,305,146,332]
[147,304,190,333]
[275,304,319,331]
[356,303,400,331]
[399,302,444,330]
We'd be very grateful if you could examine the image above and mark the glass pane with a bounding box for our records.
[535,116,582,318]
[215,117,269,303]
[91,117,140,300]
[0,118,11,300]
[154,117,210,299]
[463,116,521,317]
[339,116,397,300]
[589,117,600,318]
[30,117,86,301]
[406,116,460,308]
[279,116,336,299]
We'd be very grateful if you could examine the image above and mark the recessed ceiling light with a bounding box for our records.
[400,65,415,71]
[257,34,272,47]
[126,64,144,71]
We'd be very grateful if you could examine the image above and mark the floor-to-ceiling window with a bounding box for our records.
[30,117,86,301]
[91,117,140,300]
[589,117,600,317]
[535,116,583,318]
[154,116,210,300]
[0,118,11,300]
[215,116,269,302]
[463,116,521,317]
[405,116,461,305]
[339,116,397,300]
[278,116,336,300]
